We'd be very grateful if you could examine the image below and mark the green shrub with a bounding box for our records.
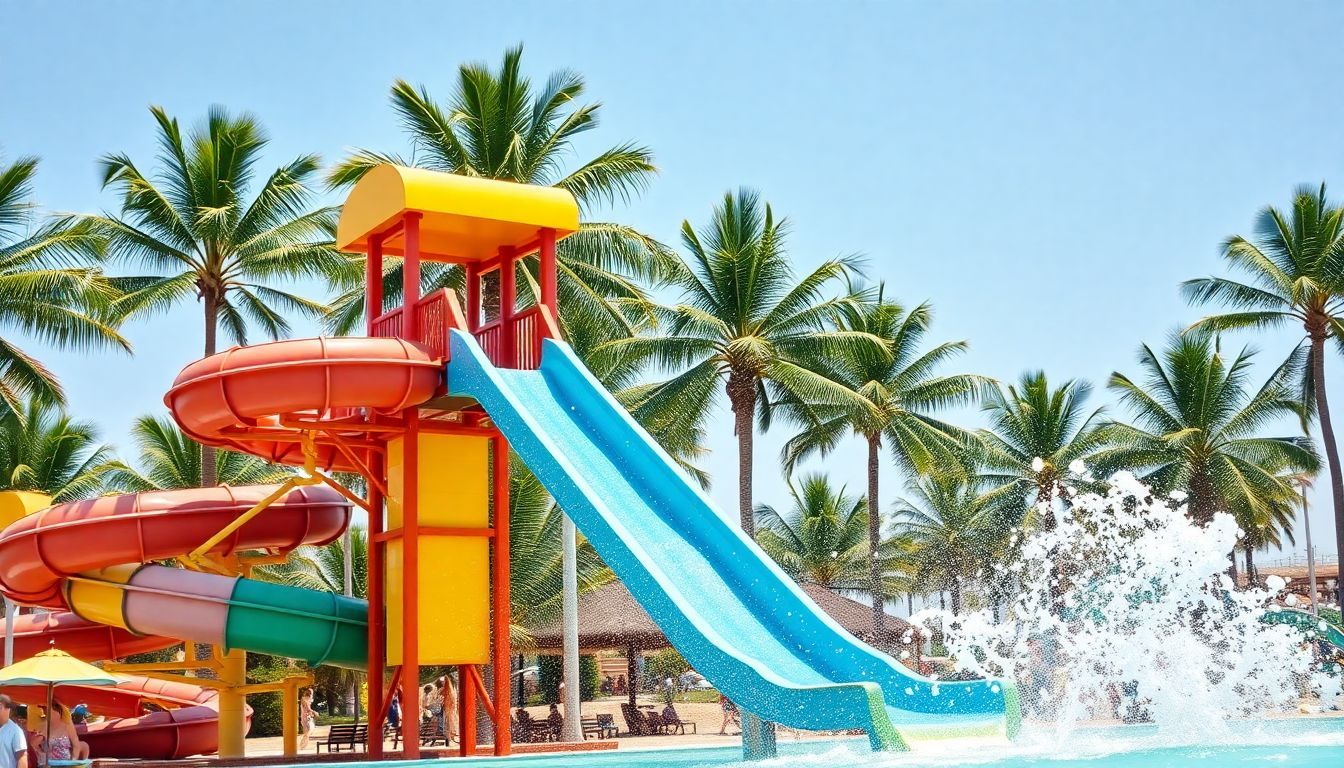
[580,655,599,701]
[246,655,294,738]
[643,648,689,690]
[538,655,601,703]
[1322,607,1341,629]
[119,644,182,665]
[539,656,561,703]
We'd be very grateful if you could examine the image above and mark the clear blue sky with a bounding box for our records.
[2,1,1342,558]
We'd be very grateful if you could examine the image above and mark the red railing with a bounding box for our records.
[371,308,403,339]
[372,290,558,370]
[474,320,503,366]
[371,289,468,361]
[467,305,558,370]
[511,306,544,370]
[414,289,468,360]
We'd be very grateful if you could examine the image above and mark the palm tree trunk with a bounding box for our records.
[201,294,219,488]
[1188,469,1216,527]
[866,433,884,635]
[950,582,962,615]
[343,529,353,597]
[1309,335,1344,609]
[728,372,757,536]
[1244,541,1257,587]
[195,293,222,676]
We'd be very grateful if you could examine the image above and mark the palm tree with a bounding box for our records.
[542,288,708,485]
[1183,185,1344,606]
[779,288,985,632]
[1235,484,1297,586]
[324,45,671,342]
[1094,332,1319,533]
[608,189,883,535]
[0,155,129,409]
[755,474,909,600]
[103,414,293,492]
[264,526,367,597]
[92,106,349,487]
[506,462,611,645]
[892,474,1003,615]
[976,372,1112,530]
[0,398,116,501]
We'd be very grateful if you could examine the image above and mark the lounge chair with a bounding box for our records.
[620,703,654,735]
[659,706,696,734]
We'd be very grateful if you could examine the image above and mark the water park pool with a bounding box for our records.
[437,719,1344,768]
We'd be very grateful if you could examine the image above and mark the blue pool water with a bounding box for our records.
[338,718,1344,768]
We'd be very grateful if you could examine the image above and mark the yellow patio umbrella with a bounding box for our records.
[0,644,116,766]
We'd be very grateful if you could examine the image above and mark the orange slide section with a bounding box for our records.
[0,486,351,759]
[0,335,447,758]
[165,336,440,469]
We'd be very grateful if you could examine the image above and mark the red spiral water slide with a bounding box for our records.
[0,335,442,759]
[0,486,351,758]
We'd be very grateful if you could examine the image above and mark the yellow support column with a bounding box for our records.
[281,680,299,757]
[218,648,247,758]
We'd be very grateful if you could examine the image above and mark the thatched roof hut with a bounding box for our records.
[524,580,922,706]
[525,580,922,658]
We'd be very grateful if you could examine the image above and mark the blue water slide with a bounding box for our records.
[447,330,1019,749]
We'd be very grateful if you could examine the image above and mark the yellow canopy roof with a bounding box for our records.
[336,165,579,262]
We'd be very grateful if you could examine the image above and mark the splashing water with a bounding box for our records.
[914,472,1342,745]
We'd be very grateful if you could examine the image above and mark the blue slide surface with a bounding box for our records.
[447,330,1019,750]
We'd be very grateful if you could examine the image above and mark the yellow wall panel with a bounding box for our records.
[385,433,492,666]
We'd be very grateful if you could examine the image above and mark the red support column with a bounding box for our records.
[366,451,385,757]
[539,228,557,312]
[366,235,384,335]
[499,248,516,368]
[459,664,476,757]
[491,435,511,755]
[402,212,423,341]
[466,263,481,332]
[401,410,421,759]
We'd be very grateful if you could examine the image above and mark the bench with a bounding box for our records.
[315,723,368,753]
[580,716,616,739]
[420,718,448,747]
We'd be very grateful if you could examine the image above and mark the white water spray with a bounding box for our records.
[915,471,1341,743]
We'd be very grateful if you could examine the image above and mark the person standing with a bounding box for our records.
[717,693,738,736]
[0,696,27,768]
[387,690,401,732]
[297,689,316,750]
[438,676,458,744]
[419,684,435,723]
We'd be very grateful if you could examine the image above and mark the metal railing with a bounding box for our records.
[1261,551,1339,569]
